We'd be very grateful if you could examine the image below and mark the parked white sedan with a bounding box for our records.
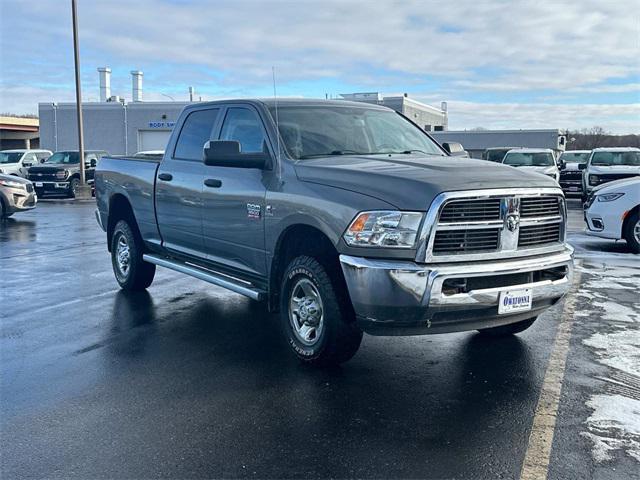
[584,177,640,253]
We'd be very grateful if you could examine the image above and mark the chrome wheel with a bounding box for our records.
[289,278,324,346]
[115,234,131,277]
[634,219,640,244]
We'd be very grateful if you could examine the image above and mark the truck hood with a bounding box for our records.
[28,165,75,174]
[588,165,640,175]
[510,165,558,175]
[294,154,559,210]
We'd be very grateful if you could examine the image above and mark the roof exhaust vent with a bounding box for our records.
[130,70,143,102]
[98,67,111,102]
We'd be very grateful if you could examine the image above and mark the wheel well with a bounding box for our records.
[268,224,349,312]
[622,204,639,236]
[106,194,140,252]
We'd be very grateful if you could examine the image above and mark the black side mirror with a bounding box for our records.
[203,140,269,169]
[578,163,587,171]
[442,142,467,157]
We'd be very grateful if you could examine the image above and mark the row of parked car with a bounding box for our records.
[478,146,640,201]
[0,148,109,218]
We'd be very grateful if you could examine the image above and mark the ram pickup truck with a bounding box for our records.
[95,99,574,365]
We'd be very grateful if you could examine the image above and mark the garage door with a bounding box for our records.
[137,130,171,153]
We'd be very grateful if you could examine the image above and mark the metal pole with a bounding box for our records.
[71,0,85,185]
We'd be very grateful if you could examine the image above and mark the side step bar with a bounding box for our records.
[142,254,266,301]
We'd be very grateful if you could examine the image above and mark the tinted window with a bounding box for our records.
[591,151,640,166]
[220,108,267,154]
[174,109,220,160]
[503,152,555,167]
[46,152,80,164]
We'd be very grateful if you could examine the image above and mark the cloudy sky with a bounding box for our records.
[1,0,638,132]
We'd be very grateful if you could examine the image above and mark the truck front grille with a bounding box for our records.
[433,228,500,254]
[422,189,566,262]
[518,224,561,247]
[520,197,560,218]
[439,199,501,223]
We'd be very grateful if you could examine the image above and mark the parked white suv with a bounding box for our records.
[581,147,640,202]
[502,148,561,183]
[0,149,52,178]
[584,177,640,253]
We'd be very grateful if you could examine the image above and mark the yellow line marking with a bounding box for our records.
[520,264,583,480]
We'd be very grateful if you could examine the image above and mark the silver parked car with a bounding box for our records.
[0,149,52,178]
[0,174,37,218]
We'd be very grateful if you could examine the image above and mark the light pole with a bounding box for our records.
[71,0,90,198]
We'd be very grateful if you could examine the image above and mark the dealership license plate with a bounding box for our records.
[498,289,532,314]
[35,182,43,187]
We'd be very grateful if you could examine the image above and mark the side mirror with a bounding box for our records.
[442,142,467,157]
[91,159,97,167]
[578,163,587,171]
[203,140,269,169]
[23,162,33,167]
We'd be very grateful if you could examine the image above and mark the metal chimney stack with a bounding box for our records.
[98,67,111,102]
[130,70,143,102]
[189,86,195,102]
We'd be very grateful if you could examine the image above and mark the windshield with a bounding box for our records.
[559,152,590,164]
[485,149,509,162]
[590,151,640,166]
[269,106,444,160]
[45,152,80,164]
[503,152,555,167]
[0,152,23,164]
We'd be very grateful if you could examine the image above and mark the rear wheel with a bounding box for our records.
[280,255,362,366]
[477,316,537,337]
[623,212,640,254]
[111,219,156,290]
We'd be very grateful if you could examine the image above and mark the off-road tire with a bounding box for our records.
[280,255,362,366]
[477,316,537,337]
[111,219,156,290]
[623,211,640,254]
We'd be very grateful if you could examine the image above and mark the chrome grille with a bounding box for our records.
[518,224,561,247]
[420,188,567,263]
[520,197,560,218]
[433,228,500,254]
[439,199,501,223]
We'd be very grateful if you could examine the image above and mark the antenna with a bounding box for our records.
[272,66,282,180]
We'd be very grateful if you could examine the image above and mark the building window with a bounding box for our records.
[434,126,444,131]
[424,125,432,131]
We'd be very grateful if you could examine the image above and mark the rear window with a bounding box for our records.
[174,109,220,160]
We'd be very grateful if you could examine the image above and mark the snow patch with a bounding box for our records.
[581,394,640,463]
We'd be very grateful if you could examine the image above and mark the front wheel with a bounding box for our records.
[280,256,362,366]
[623,212,640,254]
[477,316,537,337]
[111,219,156,290]
[68,178,80,198]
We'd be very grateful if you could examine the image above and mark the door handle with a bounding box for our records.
[158,173,173,181]
[204,178,222,188]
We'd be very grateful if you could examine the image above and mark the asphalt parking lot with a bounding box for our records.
[1,198,638,479]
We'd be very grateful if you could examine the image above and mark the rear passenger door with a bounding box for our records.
[201,105,270,278]
[155,107,220,259]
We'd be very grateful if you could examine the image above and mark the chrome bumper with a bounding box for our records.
[339,246,574,336]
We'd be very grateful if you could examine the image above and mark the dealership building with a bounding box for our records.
[38,69,449,156]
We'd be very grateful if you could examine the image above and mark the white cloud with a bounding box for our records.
[1,0,638,132]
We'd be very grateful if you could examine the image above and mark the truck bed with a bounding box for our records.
[95,155,162,247]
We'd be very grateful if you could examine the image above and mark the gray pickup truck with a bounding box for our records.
[95,99,574,365]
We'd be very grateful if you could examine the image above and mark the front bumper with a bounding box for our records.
[1,188,37,214]
[32,181,69,194]
[340,247,574,336]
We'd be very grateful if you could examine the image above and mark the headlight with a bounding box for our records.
[597,192,624,202]
[589,175,600,186]
[0,178,26,189]
[55,170,68,180]
[344,211,424,248]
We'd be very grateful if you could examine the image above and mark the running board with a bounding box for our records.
[143,254,265,301]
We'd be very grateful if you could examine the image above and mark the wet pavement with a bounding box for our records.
[1,198,638,479]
